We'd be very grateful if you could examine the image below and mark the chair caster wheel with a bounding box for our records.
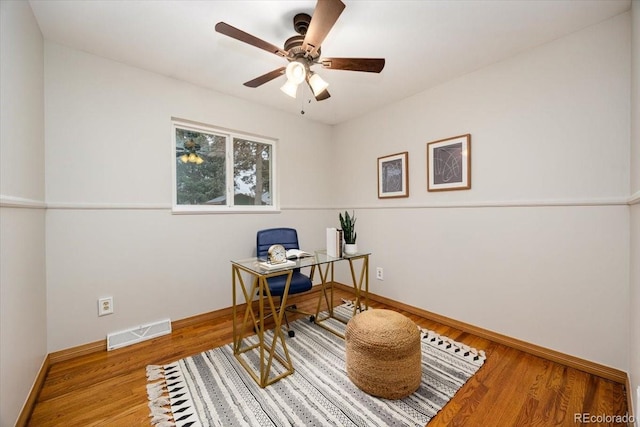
[288,330,295,338]
[309,315,315,322]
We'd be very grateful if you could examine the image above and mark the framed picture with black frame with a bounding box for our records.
[377,151,409,199]
[427,134,471,192]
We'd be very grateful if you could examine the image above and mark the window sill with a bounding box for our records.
[171,206,281,215]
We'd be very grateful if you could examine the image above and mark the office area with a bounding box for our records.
[1,0,639,425]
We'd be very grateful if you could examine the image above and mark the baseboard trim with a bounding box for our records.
[46,283,629,384]
[47,284,327,364]
[16,355,50,427]
[33,282,629,426]
[625,376,636,423]
[172,306,234,330]
[172,285,325,330]
[49,340,106,365]
[345,284,628,384]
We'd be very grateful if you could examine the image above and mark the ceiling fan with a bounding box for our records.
[214,0,385,101]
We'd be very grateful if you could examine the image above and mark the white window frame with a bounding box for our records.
[171,119,278,214]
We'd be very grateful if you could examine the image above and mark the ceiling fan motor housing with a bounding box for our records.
[285,13,320,61]
[293,13,311,35]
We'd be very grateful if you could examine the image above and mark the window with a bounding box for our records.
[172,120,276,213]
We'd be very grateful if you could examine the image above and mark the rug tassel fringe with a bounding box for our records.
[146,372,175,427]
[146,364,165,381]
[151,412,174,426]
[421,328,486,364]
[149,405,171,416]
[149,396,171,406]
[148,401,173,423]
[148,395,175,427]
[147,382,166,400]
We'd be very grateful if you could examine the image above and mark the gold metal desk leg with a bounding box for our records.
[312,255,369,338]
[231,265,294,387]
[348,255,369,316]
[313,262,334,321]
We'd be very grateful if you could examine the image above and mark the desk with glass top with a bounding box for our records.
[231,250,369,387]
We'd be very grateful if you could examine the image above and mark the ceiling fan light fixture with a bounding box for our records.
[217,0,385,104]
[280,79,299,98]
[308,73,329,96]
[285,60,307,85]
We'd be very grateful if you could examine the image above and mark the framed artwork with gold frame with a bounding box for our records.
[377,152,409,199]
[427,134,471,192]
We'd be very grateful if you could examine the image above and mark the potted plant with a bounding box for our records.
[339,210,358,255]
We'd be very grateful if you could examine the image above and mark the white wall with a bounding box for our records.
[3,4,635,424]
[332,13,631,370]
[0,1,47,426]
[44,42,336,352]
[629,0,639,420]
[634,1,640,198]
[631,202,639,419]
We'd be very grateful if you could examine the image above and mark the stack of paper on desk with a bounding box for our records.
[258,260,296,270]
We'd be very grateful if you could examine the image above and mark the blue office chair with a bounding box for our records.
[257,227,314,337]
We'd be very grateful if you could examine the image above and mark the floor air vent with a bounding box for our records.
[107,318,171,351]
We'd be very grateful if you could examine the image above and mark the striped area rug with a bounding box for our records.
[146,303,485,427]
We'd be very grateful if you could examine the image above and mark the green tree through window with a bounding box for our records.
[234,138,271,206]
[173,121,275,212]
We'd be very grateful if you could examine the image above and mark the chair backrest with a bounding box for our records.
[257,228,300,259]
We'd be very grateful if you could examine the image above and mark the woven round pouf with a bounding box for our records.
[345,309,421,399]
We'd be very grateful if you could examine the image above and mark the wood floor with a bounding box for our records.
[28,287,630,426]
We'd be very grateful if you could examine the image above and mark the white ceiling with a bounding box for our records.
[29,0,630,125]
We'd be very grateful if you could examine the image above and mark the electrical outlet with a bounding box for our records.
[376,267,384,280]
[98,297,113,316]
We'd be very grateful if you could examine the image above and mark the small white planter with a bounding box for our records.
[344,243,358,255]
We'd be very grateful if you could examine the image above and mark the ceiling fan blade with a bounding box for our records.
[215,22,287,58]
[321,58,385,73]
[244,67,286,88]
[302,0,345,57]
